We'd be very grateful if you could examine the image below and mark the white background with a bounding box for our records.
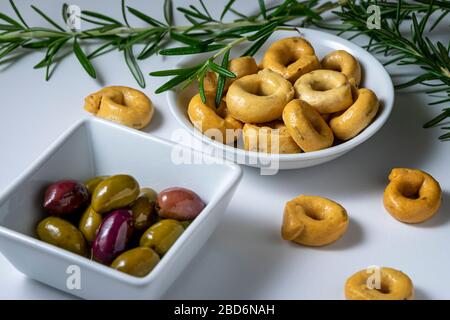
[0,0,449,299]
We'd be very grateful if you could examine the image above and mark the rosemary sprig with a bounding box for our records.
[315,0,450,140]
[150,0,334,105]
[0,0,332,92]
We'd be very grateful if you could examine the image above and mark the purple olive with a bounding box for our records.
[43,180,89,215]
[157,187,205,221]
[92,209,134,264]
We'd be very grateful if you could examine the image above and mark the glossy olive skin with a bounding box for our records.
[79,206,102,243]
[111,247,160,277]
[131,188,157,231]
[37,217,87,256]
[140,219,184,256]
[92,209,134,264]
[85,176,109,195]
[91,175,140,214]
[157,187,205,220]
[43,180,89,215]
[181,220,192,229]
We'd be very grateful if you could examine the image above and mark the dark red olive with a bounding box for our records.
[92,209,134,264]
[157,187,205,220]
[43,180,89,215]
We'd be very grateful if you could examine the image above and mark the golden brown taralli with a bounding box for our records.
[345,267,414,300]
[330,88,379,140]
[84,86,154,129]
[226,69,294,123]
[321,50,362,87]
[383,168,441,223]
[282,99,334,152]
[261,37,320,83]
[188,93,242,143]
[204,56,258,94]
[243,121,302,154]
[294,69,353,114]
[281,195,349,246]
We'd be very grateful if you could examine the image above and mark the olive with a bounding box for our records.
[79,206,102,243]
[131,188,158,231]
[140,219,184,256]
[111,247,160,277]
[92,209,134,264]
[43,180,89,215]
[37,217,87,256]
[157,187,205,220]
[181,220,192,229]
[91,175,140,214]
[84,176,109,195]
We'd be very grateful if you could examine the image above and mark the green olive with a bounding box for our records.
[131,188,158,231]
[91,175,140,213]
[181,220,192,229]
[84,176,109,195]
[79,206,102,243]
[140,219,184,256]
[37,217,87,256]
[111,247,160,277]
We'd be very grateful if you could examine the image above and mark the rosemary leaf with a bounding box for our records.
[124,45,145,88]
[31,5,65,32]
[164,0,173,25]
[220,0,236,21]
[9,0,28,28]
[159,44,225,56]
[208,60,236,78]
[215,49,230,107]
[127,6,166,27]
[154,68,199,94]
[73,37,96,78]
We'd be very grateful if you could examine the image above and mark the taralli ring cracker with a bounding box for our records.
[84,86,154,129]
[261,37,320,83]
[383,168,442,223]
[188,93,242,143]
[321,50,362,87]
[330,88,379,140]
[345,267,414,300]
[294,69,353,114]
[282,99,334,152]
[226,69,294,123]
[281,195,349,246]
[243,121,302,154]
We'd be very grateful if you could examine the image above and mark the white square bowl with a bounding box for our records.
[0,117,242,299]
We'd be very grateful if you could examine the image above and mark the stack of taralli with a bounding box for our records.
[187,37,380,154]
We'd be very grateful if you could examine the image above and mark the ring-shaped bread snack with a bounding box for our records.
[329,88,379,140]
[281,195,349,246]
[383,168,441,223]
[261,37,320,83]
[294,69,353,114]
[204,56,259,94]
[345,267,414,300]
[321,50,362,87]
[84,86,154,129]
[243,121,302,154]
[188,93,242,144]
[282,99,334,152]
[226,69,294,123]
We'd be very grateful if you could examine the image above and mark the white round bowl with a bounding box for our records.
[167,29,394,170]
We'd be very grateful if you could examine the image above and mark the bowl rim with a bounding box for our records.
[167,28,395,163]
[0,117,242,286]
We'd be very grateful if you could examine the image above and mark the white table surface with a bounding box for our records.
[0,0,449,300]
